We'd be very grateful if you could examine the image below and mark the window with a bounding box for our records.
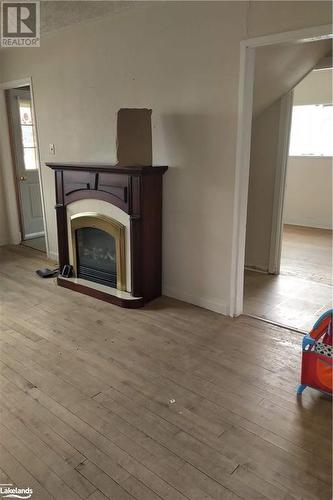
[18,97,38,170]
[289,104,333,157]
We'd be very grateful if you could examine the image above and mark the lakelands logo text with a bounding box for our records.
[0,484,33,499]
[1,1,40,47]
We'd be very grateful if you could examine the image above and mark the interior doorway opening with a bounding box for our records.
[6,84,46,253]
[243,63,333,332]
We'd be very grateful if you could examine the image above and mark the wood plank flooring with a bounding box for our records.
[243,270,332,332]
[244,225,332,332]
[281,225,332,286]
[0,245,332,500]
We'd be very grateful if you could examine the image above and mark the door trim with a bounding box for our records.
[268,90,294,275]
[0,77,49,257]
[6,87,37,239]
[5,90,24,240]
[24,231,45,240]
[229,24,333,317]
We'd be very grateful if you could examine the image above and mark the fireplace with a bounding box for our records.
[47,162,168,308]
[71,213,126,290]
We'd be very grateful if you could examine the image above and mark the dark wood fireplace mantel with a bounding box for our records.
[47,162,168,307]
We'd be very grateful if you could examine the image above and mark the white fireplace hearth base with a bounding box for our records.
[58,276,143,308]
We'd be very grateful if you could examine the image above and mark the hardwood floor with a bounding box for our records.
[243,270,332,332]
[281,225,332,286]
[0,245,332,500]
[244,225,332,332]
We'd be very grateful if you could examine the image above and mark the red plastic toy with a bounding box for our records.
[297,309,333,395]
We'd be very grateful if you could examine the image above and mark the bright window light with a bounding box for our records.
[289,104,333,157]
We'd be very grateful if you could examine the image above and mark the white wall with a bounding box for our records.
[284,157,332,229]
[0,1,331,314]
[284,68,333,229]
[245,98,283,271]
[293,68,332,105]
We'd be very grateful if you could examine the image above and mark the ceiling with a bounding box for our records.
[253,38,332,115]
[39,1,142,34]
[1,1,330,114]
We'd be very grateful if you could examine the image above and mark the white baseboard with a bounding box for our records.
[12,233,22,245]
[24,231,45,240]
[47,250,59,262]
[245,265,269,274]
[284,219,333,230]
[163,285,228,316]
[1,231,21,246]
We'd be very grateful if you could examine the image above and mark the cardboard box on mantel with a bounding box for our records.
[116,108,152,167]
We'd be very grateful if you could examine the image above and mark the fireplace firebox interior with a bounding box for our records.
[76,227,117,288]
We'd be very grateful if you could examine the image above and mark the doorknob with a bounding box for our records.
[19,176,27,181]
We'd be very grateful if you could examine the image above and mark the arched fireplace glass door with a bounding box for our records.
[70,212,126,291]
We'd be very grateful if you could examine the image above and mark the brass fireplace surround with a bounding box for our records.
[70,212,126,291]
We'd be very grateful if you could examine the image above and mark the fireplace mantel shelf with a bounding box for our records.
[46,162,168,175]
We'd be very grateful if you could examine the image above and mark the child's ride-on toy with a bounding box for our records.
[297,309,333,396]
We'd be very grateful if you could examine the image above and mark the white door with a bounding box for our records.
[7,88,44,239]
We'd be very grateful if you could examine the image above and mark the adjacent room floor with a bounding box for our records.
[281,225,332,286]
[244,225,333,332]
[0,244,331,500]
[21,236,46,253]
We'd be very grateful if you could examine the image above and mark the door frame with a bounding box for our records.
[0,77,49,255]
[229,24,333,317]
[267,90,294,275]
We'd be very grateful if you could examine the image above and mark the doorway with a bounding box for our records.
[6,85,46,253]
[243,63,333,332]
[230,23,332,320]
